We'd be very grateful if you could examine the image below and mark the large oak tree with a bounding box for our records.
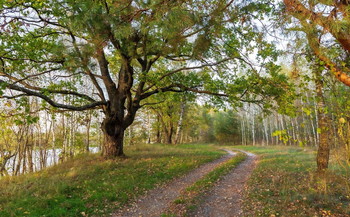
[0,0,285,157]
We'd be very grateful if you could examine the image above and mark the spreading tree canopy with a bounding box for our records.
[0,0,288,157]
[283,0,350,86]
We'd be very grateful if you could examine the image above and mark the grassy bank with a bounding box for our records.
[164,153,247,216]
[236,146,350,217]
[0,144,224,217]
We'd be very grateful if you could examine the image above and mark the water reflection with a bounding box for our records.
[5,147,99,175]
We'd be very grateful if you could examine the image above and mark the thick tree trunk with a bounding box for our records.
[97,50,140,158]
[103,130,125,157]
[315,67,330,173]
[101,116,125,157]
[100,60,137,157]
[317,117,329,172]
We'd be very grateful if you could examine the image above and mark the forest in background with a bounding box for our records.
[1,70,350,176]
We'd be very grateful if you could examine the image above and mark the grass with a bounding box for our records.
[0,143,225,217]
[236,145,350,217]
[164,152,247,216]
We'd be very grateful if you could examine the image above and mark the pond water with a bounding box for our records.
[5,147,100,175]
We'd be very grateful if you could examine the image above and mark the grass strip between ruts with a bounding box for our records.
[163,152,247,217]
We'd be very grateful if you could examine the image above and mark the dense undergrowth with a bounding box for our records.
[238,146,350,217]
[0,144,224,217]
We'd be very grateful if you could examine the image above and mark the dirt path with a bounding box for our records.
[113,149,237,217]
[188,150,257,217]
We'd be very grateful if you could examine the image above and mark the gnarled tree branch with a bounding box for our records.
[0,79,106,111]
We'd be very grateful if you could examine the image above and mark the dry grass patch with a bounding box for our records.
[236,146,350,217]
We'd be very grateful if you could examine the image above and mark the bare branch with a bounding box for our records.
[141,83,228,100]
[175,83,228,97]
[1,94,28,99]
[143,58,231,92]
[0,56,64,64]
[0,80,106,111]
[96,48,117,97]
[11,67,61,84]
[140,84,183,100]
[139,100,165,108]
[0,72,97,102]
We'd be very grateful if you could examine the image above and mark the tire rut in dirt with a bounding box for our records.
[113,149,236,217]
[189,152,257,217]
